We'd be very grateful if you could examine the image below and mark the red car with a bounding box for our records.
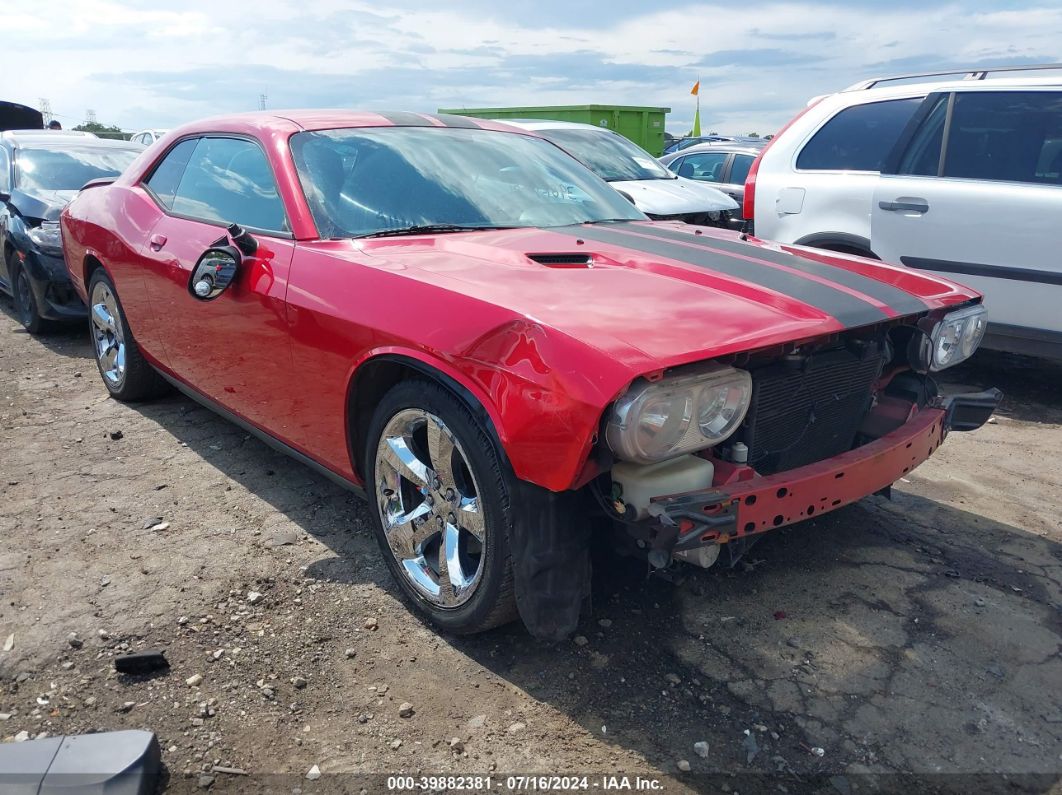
[60,111,1000,639]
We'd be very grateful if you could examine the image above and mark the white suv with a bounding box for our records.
[748,65,1062,359]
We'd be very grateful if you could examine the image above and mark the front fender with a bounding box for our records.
[350,325,628,493]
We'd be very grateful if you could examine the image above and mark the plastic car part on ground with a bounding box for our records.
[0,729,160,794]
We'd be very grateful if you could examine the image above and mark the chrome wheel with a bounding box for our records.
[374,408,486,608]
[90,280,126,387]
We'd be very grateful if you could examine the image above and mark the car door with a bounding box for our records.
[723,152,756,216]
[137,134,299,433]
[670,150,731,188]
[871,89,1062,350]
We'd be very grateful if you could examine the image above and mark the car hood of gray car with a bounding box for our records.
[611,175,738,216]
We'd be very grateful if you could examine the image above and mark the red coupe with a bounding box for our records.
[60,110,999,639]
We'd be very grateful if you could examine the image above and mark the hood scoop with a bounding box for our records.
[526,253,594,268]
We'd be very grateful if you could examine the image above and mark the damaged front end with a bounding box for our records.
[594,304,1001,575]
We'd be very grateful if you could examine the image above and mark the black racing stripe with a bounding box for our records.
[556,224,889,328]
[435,113,482,129]
[374,111,434,127]
[630,224,929,316]
[903,256,1062,286]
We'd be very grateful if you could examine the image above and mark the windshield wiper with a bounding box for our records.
[357,224,514,239]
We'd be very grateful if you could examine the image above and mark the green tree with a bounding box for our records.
[73,121,128,140]
[746,132,760,138]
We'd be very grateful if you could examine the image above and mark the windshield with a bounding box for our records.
[15,146,139,191]
[289,127,645,238]
[538,128,672,182]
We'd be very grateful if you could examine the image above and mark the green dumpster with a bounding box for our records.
[437,105,671,156]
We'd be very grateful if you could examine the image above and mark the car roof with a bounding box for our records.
[663,142,765,158]
[0,132,141,152]
[162,110,539,140]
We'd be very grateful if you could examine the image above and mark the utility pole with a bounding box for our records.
[259,94,267,111]
[39,98,53,125]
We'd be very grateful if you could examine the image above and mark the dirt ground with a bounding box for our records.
[1,298,1060,795]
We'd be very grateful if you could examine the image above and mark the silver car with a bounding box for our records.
[659,141,766,224]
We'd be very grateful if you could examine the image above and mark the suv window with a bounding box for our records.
[896,94,949,176]
[673,151,728,182]
[797,97,923,171]
[171,137,288,233]
[942,91,1062,184]
[145,138,197,209]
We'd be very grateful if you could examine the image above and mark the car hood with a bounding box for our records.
[9,187,78,222]
[353,221,979,374]
[611,177,738,215]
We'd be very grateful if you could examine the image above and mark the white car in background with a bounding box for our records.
[129,129,168,146]
[503,120,738,225]
[747,64,1062,360]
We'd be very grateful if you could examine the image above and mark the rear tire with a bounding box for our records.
[364,379,518,634]
[87,268,168,402]
[9,257,52,335]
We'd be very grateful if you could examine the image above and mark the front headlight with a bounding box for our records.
[929,304,987,371]
[606,364,752,464]
[27,222,62,254]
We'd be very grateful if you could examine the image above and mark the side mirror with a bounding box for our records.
[189,245,241,300]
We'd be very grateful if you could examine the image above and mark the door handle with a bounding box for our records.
[149,233,167,251]
[878,199,929,213]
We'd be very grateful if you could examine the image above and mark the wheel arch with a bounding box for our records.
[345,350,511,484]
[793,231,879,259]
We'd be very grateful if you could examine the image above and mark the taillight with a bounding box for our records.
[742,152,763,221]
[742,97,826,224]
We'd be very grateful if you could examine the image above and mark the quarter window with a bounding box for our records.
[797,98,923,171]
[942,91,1062,184]
[171,137,288,233]
[672,151,728,182]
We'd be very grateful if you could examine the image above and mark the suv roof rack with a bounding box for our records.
[844,63,1062,91]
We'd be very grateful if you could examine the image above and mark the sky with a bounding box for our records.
[5,0,1061,137]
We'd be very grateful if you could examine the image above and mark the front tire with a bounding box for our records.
[10,258,51,335]
[365,380,518,634]
[87,269,167,402]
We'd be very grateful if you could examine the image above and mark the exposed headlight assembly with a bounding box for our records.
[27,222,62,254]
[928,304,987,371]
[606,364,752,464]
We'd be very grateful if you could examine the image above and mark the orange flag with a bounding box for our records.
[691,81,700,96]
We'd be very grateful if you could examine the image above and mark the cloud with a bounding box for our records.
[4,0,1060,139]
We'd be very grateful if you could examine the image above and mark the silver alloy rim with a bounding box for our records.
[90,281,126,387]
[374,409,486,608]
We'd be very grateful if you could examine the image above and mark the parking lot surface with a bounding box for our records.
[1,302,1060,793]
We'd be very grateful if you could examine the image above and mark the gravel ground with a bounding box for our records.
[1,299,1060,794]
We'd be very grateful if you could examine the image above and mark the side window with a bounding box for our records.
[729,154,755,185]
[942,91,1062,184]
[145,138,198,209]
[171,137,288,233]
[674,151,728,182]
[797,98,923,171]
[896,94,949,177]
[0,148,10,194]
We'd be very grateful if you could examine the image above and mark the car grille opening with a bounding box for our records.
[737,345,886,475]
